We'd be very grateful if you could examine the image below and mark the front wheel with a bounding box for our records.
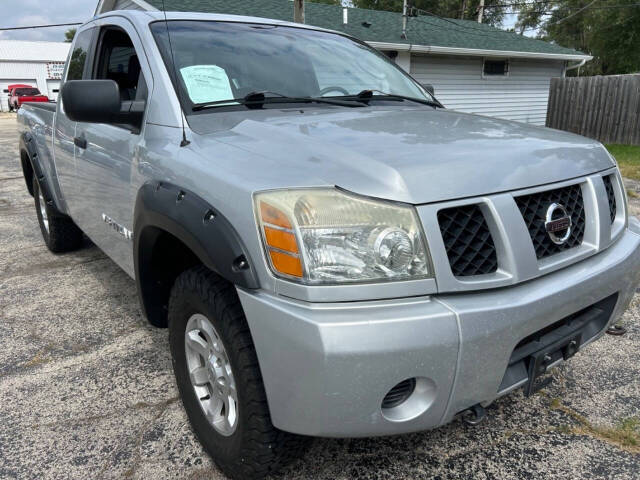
[168,267,309,479]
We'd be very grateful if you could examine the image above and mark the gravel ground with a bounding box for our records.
[1,113,639,480]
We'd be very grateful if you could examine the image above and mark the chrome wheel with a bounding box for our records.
[184,313,238,436]
[38,188,49,233]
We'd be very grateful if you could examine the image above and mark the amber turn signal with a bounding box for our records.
[260,201,303,278]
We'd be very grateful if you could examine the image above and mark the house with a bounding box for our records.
[95,0,591,125]
[0,40,70,112]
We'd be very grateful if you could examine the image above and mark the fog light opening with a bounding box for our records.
[381,377,437,423]
[382,378,416,409]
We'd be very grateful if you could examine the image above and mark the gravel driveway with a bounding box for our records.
[1,113,639,479]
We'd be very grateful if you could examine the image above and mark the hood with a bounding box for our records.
[189,106,614,204]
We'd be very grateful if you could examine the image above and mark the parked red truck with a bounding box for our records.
[4,84,49,111]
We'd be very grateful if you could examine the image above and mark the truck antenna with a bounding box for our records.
[162,0,190,147]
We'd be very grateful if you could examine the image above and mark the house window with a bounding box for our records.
[483,59,509,77]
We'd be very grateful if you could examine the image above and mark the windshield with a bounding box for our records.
[15,88,40,96]
[150,21,432,111]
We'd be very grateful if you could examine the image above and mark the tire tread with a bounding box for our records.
[168,266,308,479]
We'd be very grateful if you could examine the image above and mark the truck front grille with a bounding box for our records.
[437,204,498,277]
[515,184,585,260]
[603,175,617,224]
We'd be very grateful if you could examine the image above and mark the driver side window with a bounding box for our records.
[94,27,148,104]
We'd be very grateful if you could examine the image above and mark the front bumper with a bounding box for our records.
[238,222,640,437]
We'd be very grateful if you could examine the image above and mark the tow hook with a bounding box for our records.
[462,404,486,426]
[606,324,627,336]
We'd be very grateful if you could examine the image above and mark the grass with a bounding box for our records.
[549,397,640,453]
[606,144,640,181]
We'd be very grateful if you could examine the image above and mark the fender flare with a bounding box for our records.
[19,132,62,211]
[133,181,260,323]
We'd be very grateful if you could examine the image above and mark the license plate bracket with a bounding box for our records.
[524,332,582,397]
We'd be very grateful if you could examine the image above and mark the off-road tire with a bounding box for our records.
[168,266,309,480]
[33,177,83,253]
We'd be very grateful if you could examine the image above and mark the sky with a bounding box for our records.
[0,0,96,42]
[0,0,537,43]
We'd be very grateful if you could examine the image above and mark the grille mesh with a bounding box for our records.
[603,175,617,224]
[437,204,498,277]
[515,184,585,260]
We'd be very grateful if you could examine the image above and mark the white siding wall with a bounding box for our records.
[410,54,565,125]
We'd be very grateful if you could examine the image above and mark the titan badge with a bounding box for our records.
[102,213,133,240]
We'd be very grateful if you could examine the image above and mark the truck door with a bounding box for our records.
[71,19,151,275]
[54,26,95,213]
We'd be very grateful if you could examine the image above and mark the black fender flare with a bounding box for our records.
[19,132,62,211]
[133,181,260,323]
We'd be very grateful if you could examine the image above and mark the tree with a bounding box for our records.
[64,28,76,43]
[351,0,508,26]
[515,0,640,75]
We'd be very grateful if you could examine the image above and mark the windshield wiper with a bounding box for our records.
[192,91,365,111]
[350,89,443,108]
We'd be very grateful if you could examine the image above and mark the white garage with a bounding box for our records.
[0,40,70,112]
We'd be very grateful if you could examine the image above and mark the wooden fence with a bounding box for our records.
[546,74,640,146]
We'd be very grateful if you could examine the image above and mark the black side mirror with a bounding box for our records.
[61,80,145,129]
[422,83,435,96]
[62,80,121,123]
[2,89,8,93]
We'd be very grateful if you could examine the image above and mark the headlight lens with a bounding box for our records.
[255,189,432,284]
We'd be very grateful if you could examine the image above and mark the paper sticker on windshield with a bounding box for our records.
[180,65,234,104]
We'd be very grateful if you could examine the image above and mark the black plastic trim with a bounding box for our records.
[19,132,64,213]
[133,182,259,324]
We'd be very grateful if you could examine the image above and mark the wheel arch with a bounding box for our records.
[133,181,260,327]
[19,132,60,208]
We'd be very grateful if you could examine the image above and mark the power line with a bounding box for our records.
[412,7,499,33]
[486,2,640,10]
[0,22,83,31]
[519,0,601,31]
[501,3,640,13]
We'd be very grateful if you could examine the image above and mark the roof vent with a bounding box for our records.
[343,7,348,25]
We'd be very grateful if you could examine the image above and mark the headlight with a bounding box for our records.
[254,188,432,284]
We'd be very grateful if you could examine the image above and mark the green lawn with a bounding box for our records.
[606,144,640,181]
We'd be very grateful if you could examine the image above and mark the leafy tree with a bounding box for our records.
[351,0,508,26]
[515,0,640,75]
[64,28,76,43]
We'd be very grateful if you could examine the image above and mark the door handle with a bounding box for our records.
[74,136,87,149]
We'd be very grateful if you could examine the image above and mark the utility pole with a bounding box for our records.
[294,0,305,24]
[477,0,485,23]
[401,0,408,39]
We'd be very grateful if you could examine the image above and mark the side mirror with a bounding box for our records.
[2,89,8,93]
[61,80,145,128]
[62,80,121,123]
[422,83,435,96]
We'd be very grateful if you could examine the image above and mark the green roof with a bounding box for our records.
[145,0,585,57]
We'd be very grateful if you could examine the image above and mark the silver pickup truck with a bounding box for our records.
[17,9,640,480]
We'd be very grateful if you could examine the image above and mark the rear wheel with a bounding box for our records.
[168,266,309,479]
[33,177,83,253]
